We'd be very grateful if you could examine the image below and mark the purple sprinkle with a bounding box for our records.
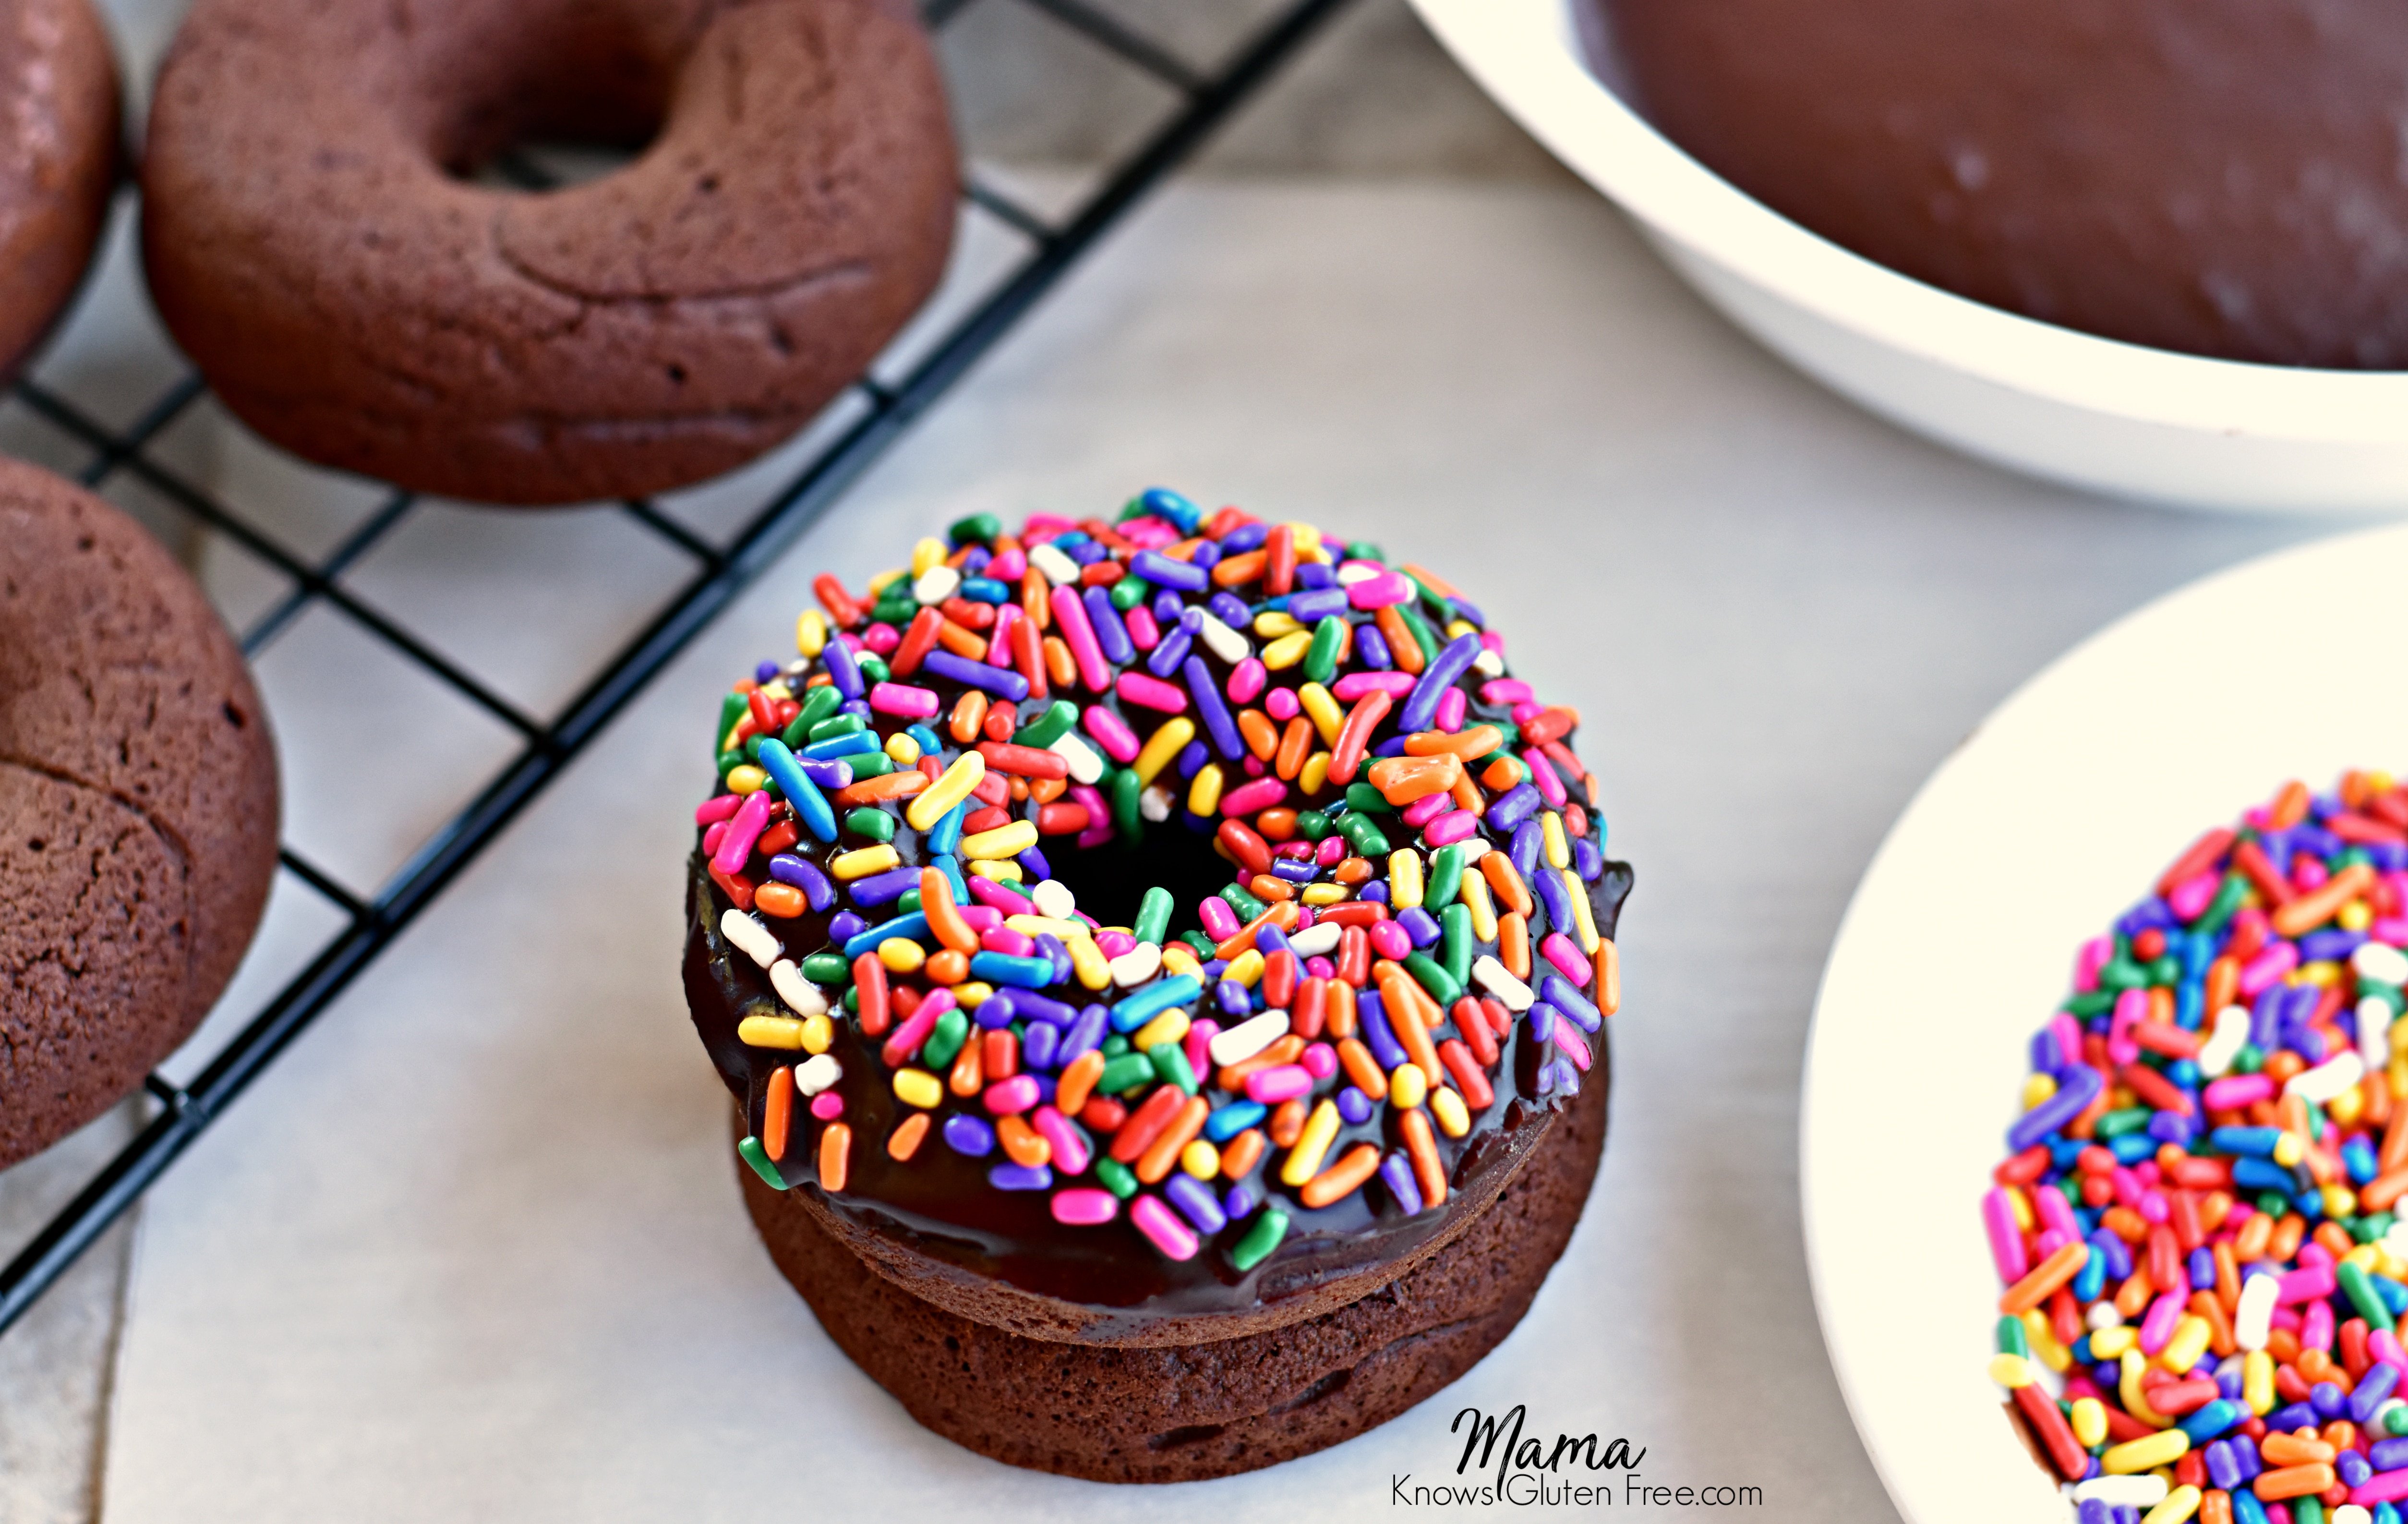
[1491,783,1545,835]
[1177,739,1211,778]
[1542,974,1601,1032]
[1270,856,1317,883]
[974,994,1019,1030]
[1062,538,1107,565]
[944,1115,996,1157]
[848,866,920,906]
[1358,990,1408,1068]
[1380,1151,1424,1216]
[1285,587,1348,622]
[1532,869,1575,942]
[768,855,837,910]
[1035,931,1072,985]
[1165,1173,1228,1234]
[1190,540,1223,572]
[1083,585,1135,665]
[1337,1085,1373,1125]
[798,756,855,789]
[1021,1020,1060,1071]
[1058,1005,1110,1064]
[1222,1182,1259,1220]
[1184,655,1243,760]
[1131,550,1208,592]
[1011,989,1079,1025]
[1254,923,1290,956]
[1020,846,1053,882]
[1355,622,1392,670]
[1528,1004,1556,1043]
[1146,625,1194,679]
[988,1163,1053,1191]
[754,660,782,683]
[823,637,863,700]
[1294,561,1335,590]
[1218,522,1268,553]
[1360,881,1390,905]
[1207,592,1251,629]
[840,698,873,723]
[1152,590,1186,628]
[1397,906,1442,948]
[1397,632,1482,733]
[1510,817,1545,878]
[1216,979,1252,1017]
[1451,597,1485,628]
[1575,837,1603,882]
[1371,735,1411,759]
[922,649,1029,702]
[828,910,869,944]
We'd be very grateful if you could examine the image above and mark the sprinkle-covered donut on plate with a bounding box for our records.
[683,488,1631,1481]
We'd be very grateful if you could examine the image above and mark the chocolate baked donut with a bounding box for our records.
[140,0,955,506]
[0,0,118,380]
[0,457,279,1169]
[1592,0,2408,368]
[684,489,1629,1479]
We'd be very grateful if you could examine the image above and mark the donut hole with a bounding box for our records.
[422,10,678,190]
[1043,826,1238,940]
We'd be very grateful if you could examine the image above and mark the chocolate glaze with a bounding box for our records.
[1589,0,2408,368]
[683,666,1629,1338]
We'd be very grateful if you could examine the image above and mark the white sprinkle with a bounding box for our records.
[1286,922,1341,958]
[2286,1049,2365,1103]
[1473,955,1534,1011]
[1140,784,1174,823]
[721,909,780,968]
[914,565,961,605]
[1335,562,1382,585]
[795,1053,842,1096]
[769,959,828,1016]
[1108,942,1163,988]
[2365,997,2397,1074]
[2197,1004,2250,1078]
[2358,942,2408,987]
[1194,611,1250,666]
[2071,1476,2167,1507]
[1029,543,1080,586]
[2084,1301,2123,1331]
[1471,649,1503,677]
[1049,731,1105,786]
[2233,1270,2279,1351]
[1208,1010,1291,1067]
[1031,878,1077,920]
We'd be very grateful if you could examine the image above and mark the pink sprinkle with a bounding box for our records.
[1293,906,1314,932]
[2107,986,2147,1067]
[1124,604,1160,652]
[712,790,773,875]
[702,820,730,856]
[1981,1189,2029,1283]
[2073,935,2113,994]
[809,1092,844,1121]
[1316,835,1346,867]
[2137,1290,2185,1355]
[1130,1194,1199,1259]
[1524,748,1568,807]
[1242,754,1268,778]
[1333,671,1416,701]
[1347,569,1413,609]
[2303,1298,2336,1354]
[1369,921,1412,961]
[2376,916,2408,946]
[1184,1018,1220,1078]
[2136,1190,2168,1224]
[1226,658,1266,705]
[1083,705,1141,762]
[1424,810,1479,847]
[1200,896,1240,941]
[2278,1262,2338,1305]
[1115,670,1188,713]
[980,926,1036,957]
[2035,1184,2079,1239]
[695,793,744,825]
[2202,1074,2273,1110]
[1096,930,1136,958]
[2239,941,2300,998]
[2352,1468,2408,1509]
[958,905,1003,933]
[982,1076,1041,1115]
[1222,778,1287,817]
[1481,679,1533,705]
[1244,1065,1314,1104]
[2033,1227,2072,1259]
[1511,701,1541,724]
[1305,955,1336,980]
[2372,1328,2408,1371]
[1435,687,1467,732]
[2166,869,2221,922]
[1480,631,1505,655]
[1050,584,1112,693]
[1552,1020,1591,1070]
[861,622,901,655]
[2300,1240,2335,1270]
[1072,784,1114,848]
[2270,1306,2301,1334]
[1120,517,1179,549]
[967,878,1034,916]
[987,548,1027,582]
[1265,686,1301,721]
[1540,932,1592,986]
[1401,791,1450,828]
[2296,857,2331,893]
[1035,1109,1093,1177]
[1301,1041,1337,1079]
[869,681,940,719]
[985,605,1019,669]
[1025,514,1076,538]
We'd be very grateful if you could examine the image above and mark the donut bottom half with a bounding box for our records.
[734,1064,1609,1483]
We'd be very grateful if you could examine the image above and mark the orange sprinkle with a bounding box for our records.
[819,1122,852,1193]
[834,771,928,806]
[1268,1098,1307,1148]
[1337,1037,1388,1100]
[949,690,987,744]
[1137,1097,1210,1184]
[1219,1128,1266,1180]
[887,1113,930,1162]
[1300,1144,1383,1209]
[2000,1240,2090,1315]
[1401,1109,1447,1208]
[764,1066,794,1161]
[1056,1050,1106,1115]
[997,1115,1050,1169]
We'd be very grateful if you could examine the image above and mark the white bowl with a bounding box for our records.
[1408,0,2408,513]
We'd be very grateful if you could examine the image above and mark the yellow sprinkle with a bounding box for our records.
[1389,850,1425,910]
[2069,1396,2107,1448]
[910,537,947,576]
[800,1014,834,1055]
[1389,1064,1429,1111]
[1445,619,1478,640]
[1262,631,1312,670]
[736,1014,807,1049]
[2334,1082,2367,1125]
[1986,1353,2035,1388]
[1300,883,1348,906]
[1297,683,1344,748]
[831,845,902,881]
[1430,1086,1470,1137]
[867,567,908,595]
[2300,961,2342,987]
[1299,750,1332,796]
[2242,1349,2275,1414]
[2023,1307,2071,1373]
[962,820,1039,861]
[1132,1009,1191,1052]
[878,938,926,975]
[1279,1100,1341,1186]
[2004,1185,2034,1232]
[726,764,769,795]
[2344,1244,2383,1273]
[796,610,827,657]
[1563,868,1601,954]
[1540,811,1570,871]
[2101,1430,2187,1476]
[1188,763,1225,818]
[1132,717,1197,787]
[2324,1184,2359,1220]
[1224,949,1265,988]
[2021,1073,2059,1112]
[952,982,994,1009]
[892,1069,943,1109]
[2157,1314,2210,1374]
[1005,915,1085,938]
[1289,523,1321,553]
[2089,1326,2137,1359]
[2343,900,2374,932]
[1065,933,1111,991]
[1461,870,1498,942]
[2142,1486,2202,1524]
[1162,943,1203,978]
[1181,1140,1221,1180]
[906,751,987,831]
[967,859,1023,883]
[885,731,921,766]
[2273,1132,2305,1167]
[1252,611,1305,639]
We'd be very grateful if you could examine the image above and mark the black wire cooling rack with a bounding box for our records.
[0,0,1354,1340]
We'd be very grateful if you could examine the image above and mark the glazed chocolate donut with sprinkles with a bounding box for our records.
[681,488,1630,1479]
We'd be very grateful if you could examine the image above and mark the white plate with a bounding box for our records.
[1801,522,2408,1524]
[1407,0,2408,513]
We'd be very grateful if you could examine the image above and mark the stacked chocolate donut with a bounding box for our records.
[685,489,1629,1480]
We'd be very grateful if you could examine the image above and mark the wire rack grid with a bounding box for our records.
[0,0,1353,1341]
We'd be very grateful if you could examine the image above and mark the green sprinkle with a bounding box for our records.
[737,1136,787,1190]
[1110,576,1149,612]
[1345,541,1386,565]
[717,750,746,778]
[851,751,896,779]
[897,888,923,914]
[857,653,892,685]
[716,692,748,754]
[2097,957,2148,992]
[1439,903,1473,988]
[1222,883,1267,922]
[1181,931,1217,957]
[1397,604,1443,665]
[1339,813,1391,858]
[1096,1159,1139,1198]
[845,807,895,842]
[1013,700,1079,749]
[843,986,860,1013]
[1111,766,1145,845]
[1099,1052,1156,1094]
[2341,1260,2396,1332]
[922,1008,970,1070]
[1295,810,1331,842]
[1995,1316,2029,1358]
[1230,1207,1290,1272]
[801,953,850,982]
[1426,844,1465,910]
[1344,782,1394,813]
[1403,950,1463,1008]
[2234,1043,2264,1075]
[2390,1406,2408,1438]
[1133,886,1173,946]
[2094,1108,2154,1139]
[809,713,867,742]
[2063,991,2117,1018]
[798,684,843,727]
[1102,1033,1131,1058]
[1150,1041,1199,1094]
[1302,617,1345,685]
[948,511,1002,545]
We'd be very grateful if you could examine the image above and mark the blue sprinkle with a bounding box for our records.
[843,912,932,959]
[970,951,1057,989]
[757,739,837,842]
[802,730,881,760]
[1205,1101,1267,1142]
[1112,974,1202,1032]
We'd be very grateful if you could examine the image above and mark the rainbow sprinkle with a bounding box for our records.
[695,488,1621,1275]
[1987,773,2408,1524]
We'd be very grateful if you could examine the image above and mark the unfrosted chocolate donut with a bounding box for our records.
[140,0,956,506]
[0,0,118,379]
[0,457,279,1170]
